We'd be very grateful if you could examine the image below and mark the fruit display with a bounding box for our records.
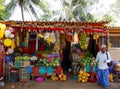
[15,56,30,61]
[80,33,87,50]
[109,74,114,82]
[77,70,90,83]
[80,57,96,67]
[36,57,60,67]
[80,51,96,67]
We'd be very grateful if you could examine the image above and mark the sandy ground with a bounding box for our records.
[0,73,120,89]
[109,48,120,60]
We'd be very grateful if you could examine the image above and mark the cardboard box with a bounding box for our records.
[21,61,30,67]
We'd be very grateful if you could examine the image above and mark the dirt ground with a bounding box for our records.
[109,48,120,60]
[0,72,120,89]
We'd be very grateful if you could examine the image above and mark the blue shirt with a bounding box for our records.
[96,51,112,69]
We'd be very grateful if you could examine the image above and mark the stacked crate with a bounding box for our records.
[19,67,30,82]
[9,69,19,82]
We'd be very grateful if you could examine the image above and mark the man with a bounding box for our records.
[96,44,111,89]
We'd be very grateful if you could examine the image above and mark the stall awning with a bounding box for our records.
[0,20,109,34]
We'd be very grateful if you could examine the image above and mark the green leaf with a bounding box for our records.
[31,0,40,5]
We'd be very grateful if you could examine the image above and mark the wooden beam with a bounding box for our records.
[109,34,120,36]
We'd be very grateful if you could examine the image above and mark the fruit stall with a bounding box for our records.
[0,20,113,83]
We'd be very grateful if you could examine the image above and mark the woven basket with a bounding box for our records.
[114,63,120,72]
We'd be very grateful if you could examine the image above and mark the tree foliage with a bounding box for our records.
[52,0,96,21]
[5,0,52,21]
[0,0,7,20]
[95,0,120,26]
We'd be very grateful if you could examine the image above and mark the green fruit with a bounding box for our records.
[53,63,56,67]
[87,63,89,65]
[83,63,86,66]
[46,63,49,67]
[56,63,60,66]
[90,63,93,66]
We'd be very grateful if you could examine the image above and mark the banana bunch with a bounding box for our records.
[53,42,60,51]
[0,23,6,39]
[93,33,99,40]
[58,73,67,81]
[16,35,20,46]
[51,75,59,81]
[109,74,114,82]
[78,70,90,83]
[46,37,53,45]
[11,39,16,50]
[38,33,44,38]
[80,33,87,50]
[93,33,99,44]
[51,73,67,81]
[107,42,111,48]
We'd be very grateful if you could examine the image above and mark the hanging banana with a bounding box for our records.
[80,32,87,50]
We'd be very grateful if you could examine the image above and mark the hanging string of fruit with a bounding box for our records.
[0,23,6,39]
[53,42,60,53]
[44,32,53,45]
[93,33,99,44]
[66,34,74,43]
[50,32,56,43]
[46,37,53,45]
[11,39,16,50]
[72,32,79,44]
[26,31,29,48]
[16,34,20,46]
[38,32,44,38]
[107,42,111,48]
[80,32,87,50]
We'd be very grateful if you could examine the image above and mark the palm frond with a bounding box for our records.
[0,11,7,20]
[29,4,40,20]
[71,0,79,6]
[86,13,94,21]
[63,1,69,6]
[39,0,50,13]
[5,0,17,15]
[23,5,34,20]
[31,0,40,5]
